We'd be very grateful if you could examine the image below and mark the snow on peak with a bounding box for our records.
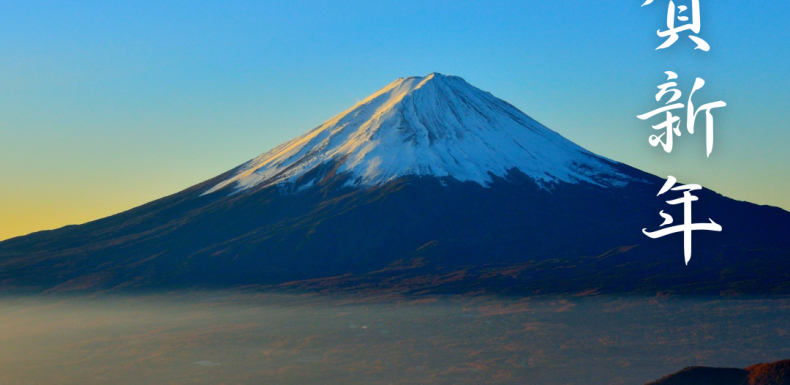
[204,73,629,195]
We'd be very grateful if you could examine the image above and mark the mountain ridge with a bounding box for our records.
[645,359,790,385]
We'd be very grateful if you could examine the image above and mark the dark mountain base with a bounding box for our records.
[1,164,789,294]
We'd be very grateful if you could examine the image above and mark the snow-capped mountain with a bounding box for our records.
[1,74,788,294]
[205,73,628,195]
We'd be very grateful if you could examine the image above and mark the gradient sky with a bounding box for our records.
[1,0,788,241]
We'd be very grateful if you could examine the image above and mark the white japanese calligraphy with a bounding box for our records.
[643,176,723,265]
[637,72,726,157]
[642,0,710,51]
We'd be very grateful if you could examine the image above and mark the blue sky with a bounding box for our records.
[1,0,788,240]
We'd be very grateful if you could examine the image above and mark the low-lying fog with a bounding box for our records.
[1,293,788,385]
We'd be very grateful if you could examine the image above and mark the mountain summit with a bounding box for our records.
[205,73,628,194]
[1,74,788,294]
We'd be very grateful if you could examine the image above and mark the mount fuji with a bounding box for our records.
[1,73,788,294]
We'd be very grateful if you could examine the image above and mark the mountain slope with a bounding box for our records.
[204,73,629,194]
[1,74,788,294]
